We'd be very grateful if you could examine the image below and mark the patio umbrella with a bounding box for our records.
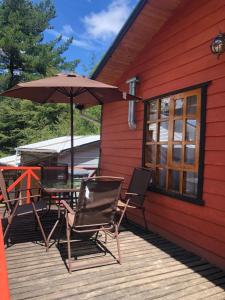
[1,73,140,187]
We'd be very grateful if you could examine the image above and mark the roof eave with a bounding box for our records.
[91,0,147,80]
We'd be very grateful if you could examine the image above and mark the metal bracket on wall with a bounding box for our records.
[126,76,139,130]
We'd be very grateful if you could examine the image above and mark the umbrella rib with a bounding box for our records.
[55,87,70,97]
[43,88,59,103]
[86,88,103,105]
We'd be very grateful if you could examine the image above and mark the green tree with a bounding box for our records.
[0,0,80,156]
[0,0,79,88]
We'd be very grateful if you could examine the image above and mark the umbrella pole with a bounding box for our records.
[70,96,74,189]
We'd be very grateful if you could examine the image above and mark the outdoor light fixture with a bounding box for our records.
[210,33,225,57]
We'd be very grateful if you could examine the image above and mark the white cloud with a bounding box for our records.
[46,27,95,50]
[83,0,132,41]
[61,24,74,35]
[72,39,94,50]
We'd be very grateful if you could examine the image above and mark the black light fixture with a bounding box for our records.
[210,33,225,57]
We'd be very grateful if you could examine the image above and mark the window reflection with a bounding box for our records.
[145,145,155,164]
[159,121,168,141]
[158,145,168,165]
[172,145,182,163]
[149,100,157,121]
[157,168,167,189]
[185,145,195,164]
[160,98,170,119]
[174,120,183,141]
[175,99,183,116]
[184,172,198,196]
[148,123,157,142]
[169,170,180,192]
[186,119,196,141]
[186,95,197,115]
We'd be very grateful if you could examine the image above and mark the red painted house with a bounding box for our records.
[92,0,225,269]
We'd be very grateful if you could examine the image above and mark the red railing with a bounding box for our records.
[0,221,10,300]
[0,166,40,300]
[0,166,41,203]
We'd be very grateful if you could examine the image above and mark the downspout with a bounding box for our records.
[127,76,139,129]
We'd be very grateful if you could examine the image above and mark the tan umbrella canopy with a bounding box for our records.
[1,73,140,186]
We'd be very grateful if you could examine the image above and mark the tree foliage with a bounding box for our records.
[0,0,101,157]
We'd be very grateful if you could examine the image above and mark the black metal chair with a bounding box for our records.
[59,176,124,273]
[117,168,152,230]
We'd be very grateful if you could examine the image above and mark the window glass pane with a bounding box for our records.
[169,170,180,192]
[149,100,157,121]
[157,145,168,165]
[147,123,157,142]
[160,98,170,119]
[186,119,196,142]
[172,145,182,163]
[175,99,183,116]
[145,145,155,164]
[159,121,168,141]
[157,168,167,189]
[186,95,197,115]
[185,145,195,164]
[184,172,198,196]
[173,120,183,141]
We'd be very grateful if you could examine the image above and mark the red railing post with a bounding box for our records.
[0,221,10,300]
[26,169,31,203]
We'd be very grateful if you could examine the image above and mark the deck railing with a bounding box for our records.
[0,166,41,203]
[0,221,10,300]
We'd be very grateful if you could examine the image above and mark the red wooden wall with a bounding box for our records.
[100,0,225,269]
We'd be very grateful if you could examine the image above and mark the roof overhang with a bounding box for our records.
[92,0,184,85]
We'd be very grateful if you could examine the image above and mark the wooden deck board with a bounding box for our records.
[2,211,225,300]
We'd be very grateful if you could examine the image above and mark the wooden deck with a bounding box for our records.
[2,210,225,300]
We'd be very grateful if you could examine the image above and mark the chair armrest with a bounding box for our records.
[125,192,139,196]
[61,200,75,215]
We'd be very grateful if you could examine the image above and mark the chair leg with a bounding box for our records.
[32,202,47,248]
[66,215,72,274]
[3,201,19,241]
[57,210,65,246]
[115,224,121,264]
[142,207,148,231]
[117,199,130,233]
[95,231,99,242]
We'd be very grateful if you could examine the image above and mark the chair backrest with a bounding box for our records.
[127,168,152,206]
[73,176,124,229]
[41,164,68,187]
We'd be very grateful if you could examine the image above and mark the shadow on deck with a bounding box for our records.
[2,209,225,300]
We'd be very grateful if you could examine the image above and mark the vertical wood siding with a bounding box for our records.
[100,0,225,269]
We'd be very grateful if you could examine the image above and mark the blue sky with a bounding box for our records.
[44,0,139,75]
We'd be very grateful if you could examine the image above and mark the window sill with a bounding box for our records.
[148,186,205,206]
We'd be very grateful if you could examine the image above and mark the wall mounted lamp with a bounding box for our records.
[210,33,225,58]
